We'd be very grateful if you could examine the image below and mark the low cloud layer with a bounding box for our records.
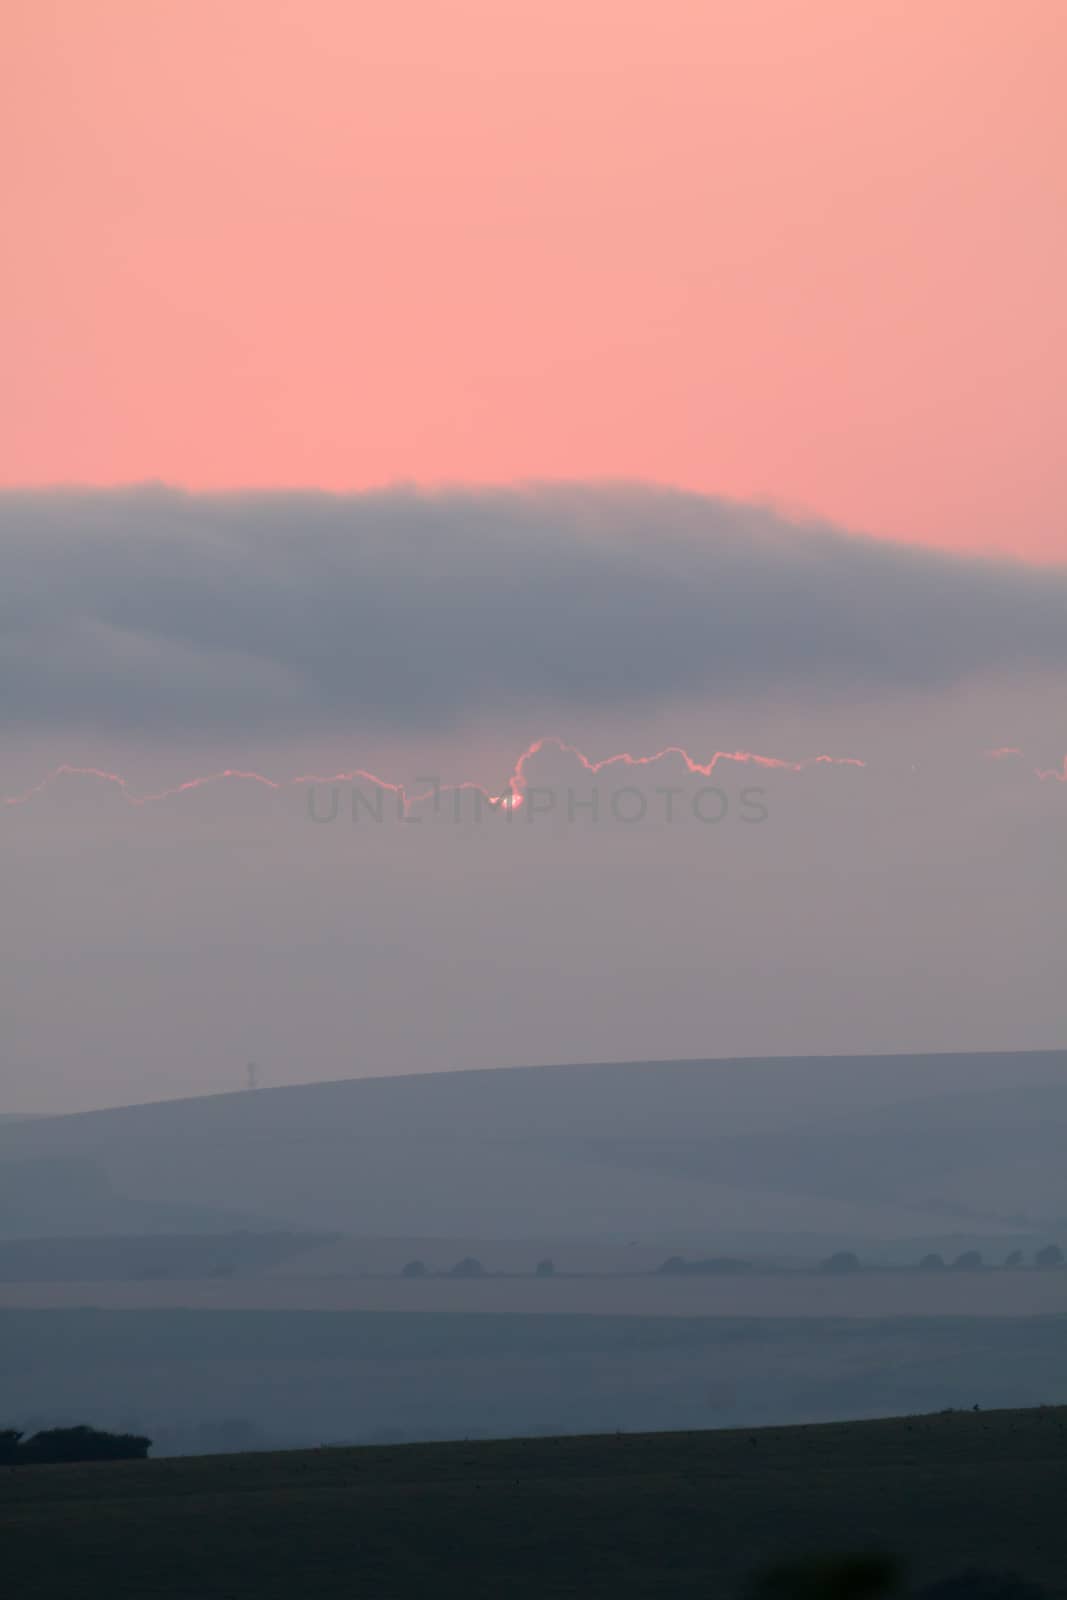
[2,484,1065,737]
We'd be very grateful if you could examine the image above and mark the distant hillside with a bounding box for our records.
[0,1051,1064,1241]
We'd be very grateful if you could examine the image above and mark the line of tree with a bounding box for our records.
[0,1425,151,1466]
[819,1245,1066,1274]
[918,1244,1064,1271]
[657,1256,753,1276]
[396,1244,1063,1279]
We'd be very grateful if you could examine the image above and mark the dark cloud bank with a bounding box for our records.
[2,484,1065,736]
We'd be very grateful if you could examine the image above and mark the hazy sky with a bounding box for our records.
[2,4,1065,1111]
[3,484,1064,1112]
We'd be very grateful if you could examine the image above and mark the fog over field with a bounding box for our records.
[3,1307,1065,1459]
[1,1052,1064,1454]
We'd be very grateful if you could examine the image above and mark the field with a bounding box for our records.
[1,1406,1065,1598]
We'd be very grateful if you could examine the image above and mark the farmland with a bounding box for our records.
[1,1406,1064,1598]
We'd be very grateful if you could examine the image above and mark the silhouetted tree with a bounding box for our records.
[656,1254,751,1276]
[0,1428,23,1464]
[449,1256,485,1278]
[1003,1249,1024,1269]
[17,1425,150,1464]
[400,1259,427,1278]
[535,1258,555,1277]
[951,1250,983,1270]
[820,1251,862,1274]
[1034,1243,1063,1268]
[919,1253,947,1270]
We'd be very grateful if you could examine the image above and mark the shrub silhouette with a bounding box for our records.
[918,1253,946,1271]
[449,1256,486,1278]
[1034,1243,1063,1268]
[656,1255,752,1276]
[820,1251,862,1275]
[400,1259,427,1278]
[950,1250,983,1270]
[13,1425,150,1464]
[1003,1250,1024,1269]
[0,1428,23,1464]
[535,1258,555,1277]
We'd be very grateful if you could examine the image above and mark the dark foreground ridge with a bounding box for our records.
[1,1406,1065,1598]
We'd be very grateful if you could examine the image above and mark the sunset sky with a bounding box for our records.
[4,0,1065,559]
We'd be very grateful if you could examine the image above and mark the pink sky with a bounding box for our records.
[3,0,1065,560]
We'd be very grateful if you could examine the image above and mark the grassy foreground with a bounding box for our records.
[1,1407,1064,1598]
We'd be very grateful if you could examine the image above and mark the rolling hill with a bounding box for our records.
[0,1051,1064,1244]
